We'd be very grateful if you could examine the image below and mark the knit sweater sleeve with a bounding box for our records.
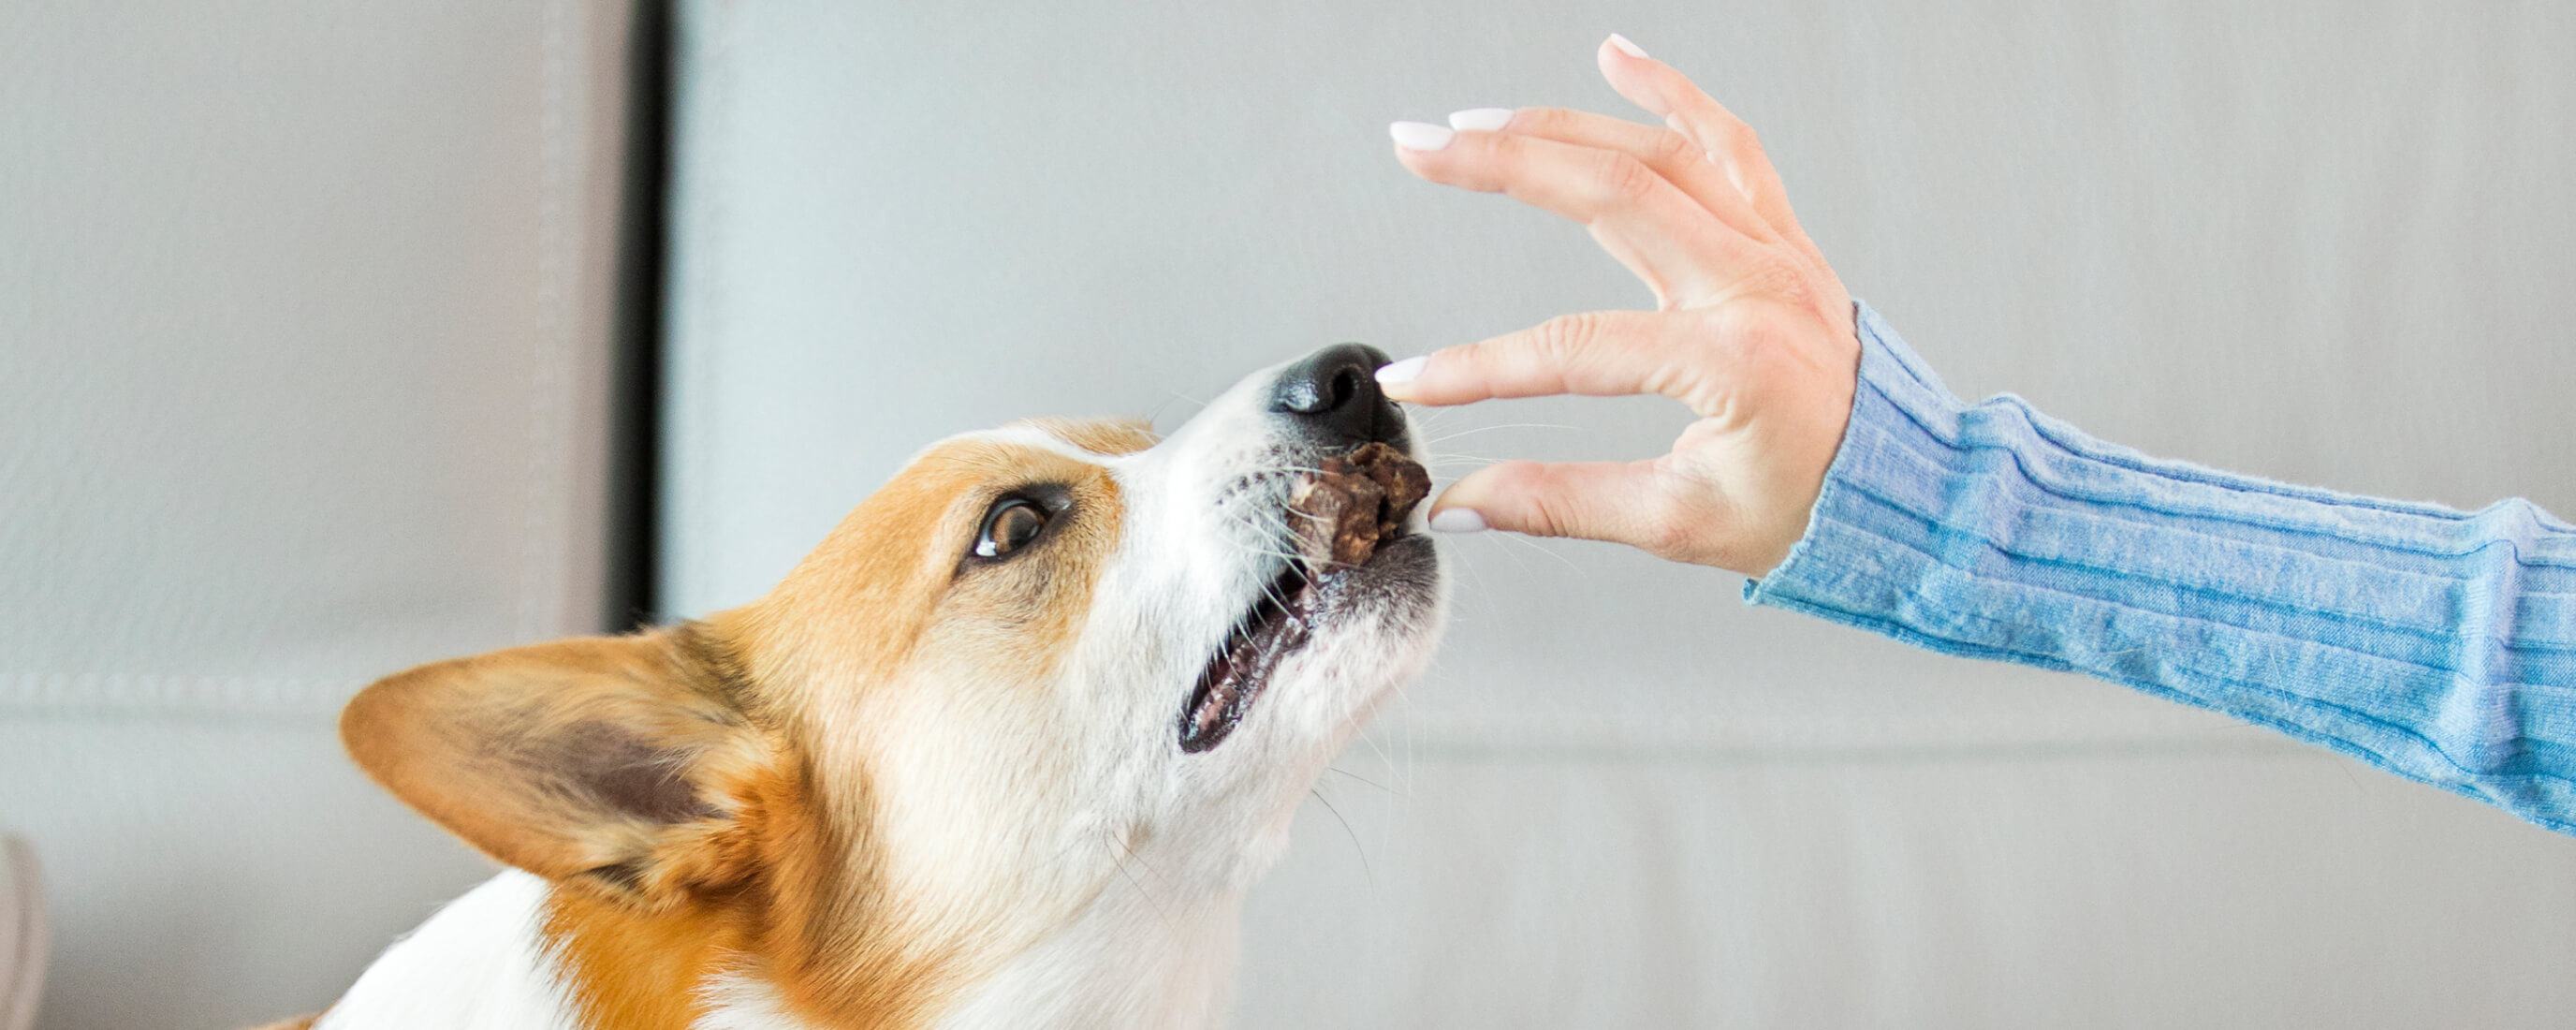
[1747,302,2576,833]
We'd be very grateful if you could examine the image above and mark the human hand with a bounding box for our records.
[1382,35,1859,578]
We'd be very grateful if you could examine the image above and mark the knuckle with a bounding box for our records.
[1695,113,1752,154]
[1764,262,1822,312]
[1531,312,1603,362]
[1646,128,1698,169]
[1641,510,1695,558]
[1517,107,1572,132]
[1630,522,1675,557]
[1638,489,1705,559]
[1594,151,1661,205]
[1727,258,1811,311]
[1519,476,1576,537]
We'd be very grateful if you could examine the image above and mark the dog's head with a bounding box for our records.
[341,345,1442,1024]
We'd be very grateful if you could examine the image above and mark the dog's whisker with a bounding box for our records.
[1352,726,1406,798]
[1424,421,1582,443]
[1104,829,1183,936]
[1308,787,1375,890]
[1486,528,1588,576]
[1323,764,1397,796]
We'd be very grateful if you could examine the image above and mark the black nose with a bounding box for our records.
[1271,343,1408,449]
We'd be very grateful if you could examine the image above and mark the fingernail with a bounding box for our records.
[1388,121,1456,152]
[1375,356,1427,385]
[1607,33,1648,59]
[1429,508,1487,534]
[1447,108,1514,132]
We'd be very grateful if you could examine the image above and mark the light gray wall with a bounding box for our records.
[665,1,2576,1027]
[0,1,643,1026]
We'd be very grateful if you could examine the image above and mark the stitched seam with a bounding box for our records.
[1859,354,2576,568]
[1972,414,2576,566]
[1771,571,2576,793]
[1841,478,2576,657]
[1853,308,2576,530]
[1781,513,2576,791]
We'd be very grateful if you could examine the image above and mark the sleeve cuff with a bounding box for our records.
[1743,300,1968,625]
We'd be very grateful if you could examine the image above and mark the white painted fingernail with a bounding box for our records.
[1375,356,1427,385]
[1447,108,1514,132]
[1607,33,1648,59]
[1389,121,1456,152]
[1430,508,1487,534]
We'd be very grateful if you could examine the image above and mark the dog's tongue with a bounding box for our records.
[1287,442,1431,568]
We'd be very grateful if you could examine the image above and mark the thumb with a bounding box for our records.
[1430,459,1682,552]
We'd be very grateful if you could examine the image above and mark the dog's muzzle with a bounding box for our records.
[1175,344,1432,754]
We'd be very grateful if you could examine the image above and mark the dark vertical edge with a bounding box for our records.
[605,0,673,630]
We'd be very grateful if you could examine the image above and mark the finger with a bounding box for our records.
[1380,310,1733,415]
[1593,37,1821,266]
[1431,459,1692,554]
[1393,123,1769,306]
[1464,106,1778,245]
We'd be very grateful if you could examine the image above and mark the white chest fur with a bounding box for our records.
[930,884,1244,1030]
[314,873,580,1030]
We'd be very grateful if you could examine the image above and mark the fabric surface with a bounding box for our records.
[1754,305,2576,833]
[0,1,643,1025]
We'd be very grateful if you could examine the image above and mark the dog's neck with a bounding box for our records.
[931,874,1246,1030]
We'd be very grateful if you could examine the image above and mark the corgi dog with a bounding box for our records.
[264,345,1444,1030]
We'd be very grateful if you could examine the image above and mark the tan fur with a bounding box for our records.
[331,421,1143,1029]
[341,632,771,891]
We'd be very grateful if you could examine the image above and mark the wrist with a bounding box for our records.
[1743,300,1936,596]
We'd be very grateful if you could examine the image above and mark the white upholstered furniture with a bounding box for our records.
[0,2,644,1025]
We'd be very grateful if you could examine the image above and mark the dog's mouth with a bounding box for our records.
[1177,443,1431,754]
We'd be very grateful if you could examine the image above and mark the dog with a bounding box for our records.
[259,344,1445,1030]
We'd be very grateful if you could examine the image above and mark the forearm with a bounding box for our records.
[1750,303,2576,833]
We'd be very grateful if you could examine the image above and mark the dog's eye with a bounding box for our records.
[973,498,1050,559]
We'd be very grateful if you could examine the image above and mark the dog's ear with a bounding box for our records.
[341,626,776,905]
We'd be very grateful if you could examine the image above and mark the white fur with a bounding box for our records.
[313,872,579,1030]
[690,978,815,1030]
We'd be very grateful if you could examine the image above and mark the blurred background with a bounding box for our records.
[7,1,2576,1027]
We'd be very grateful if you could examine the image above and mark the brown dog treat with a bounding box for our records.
[1288,442,1431,567]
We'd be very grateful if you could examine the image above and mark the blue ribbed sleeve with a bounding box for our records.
[1748,303,2576,834]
